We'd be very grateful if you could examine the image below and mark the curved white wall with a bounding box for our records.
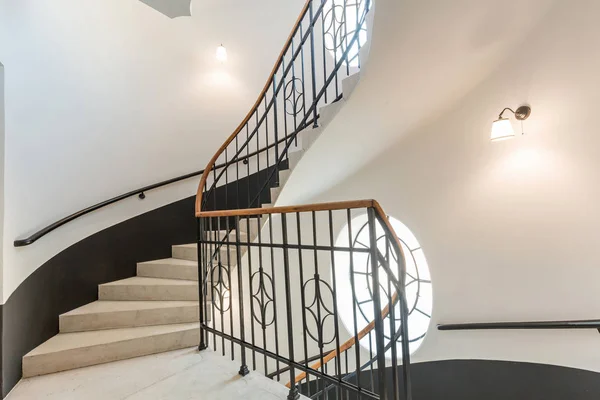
[0,0,304,302]
[278,0,600,372]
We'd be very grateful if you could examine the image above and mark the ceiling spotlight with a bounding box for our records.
[491,105,531,141]
[216,44,227,63]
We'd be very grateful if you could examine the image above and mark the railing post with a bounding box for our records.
[308,1,318,128]
[197,217,208,351]
[281,213,300,400]
[367,207,388,399]
[235,216,250,376]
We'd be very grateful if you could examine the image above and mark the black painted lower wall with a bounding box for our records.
[0,163,285,397]
[1,195,197,397]
[303,359,600,399]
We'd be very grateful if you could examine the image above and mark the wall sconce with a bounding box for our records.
[491,105,531,141]
[216,44,228,63]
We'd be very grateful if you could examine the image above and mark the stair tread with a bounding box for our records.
[61,300,198,317]
[100,277,197,287]
[25,322,199,357]
[138,258,197,266]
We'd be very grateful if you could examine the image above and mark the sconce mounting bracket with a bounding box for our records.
[515,105,531,120]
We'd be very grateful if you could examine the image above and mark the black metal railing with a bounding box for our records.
[196,0,371,216]
[196,200,413,400]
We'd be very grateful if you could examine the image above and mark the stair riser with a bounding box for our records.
[137,263,198,281]
[59,306,200,333]
[22,328,199,377]
[99,285,199,301]
[172,246,242,264]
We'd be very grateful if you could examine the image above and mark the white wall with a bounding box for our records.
[0,0,304,302]
[277,0,600,372]
[0,61,4,302]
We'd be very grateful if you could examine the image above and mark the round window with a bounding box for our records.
[334,214,432,357]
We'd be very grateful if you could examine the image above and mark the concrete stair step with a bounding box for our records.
[22,322,199,377]
[137,258,198,281]
[99,277,199,301]
[172,243,244,264]
[59,300,200,333]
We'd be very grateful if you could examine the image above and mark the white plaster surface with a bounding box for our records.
[10,348,304,400]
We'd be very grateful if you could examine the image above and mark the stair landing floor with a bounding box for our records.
[7,347,307,400]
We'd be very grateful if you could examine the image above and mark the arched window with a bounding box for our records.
[334,214,433,357]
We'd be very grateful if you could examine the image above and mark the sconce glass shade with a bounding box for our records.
[491,118,515,141]
[216,45,227,62]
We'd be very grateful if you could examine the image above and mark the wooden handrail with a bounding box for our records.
[195,0,312,215]
[196,199,375,218]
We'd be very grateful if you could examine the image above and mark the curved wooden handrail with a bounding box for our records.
[195,0,312,215]
[196,199,375,217]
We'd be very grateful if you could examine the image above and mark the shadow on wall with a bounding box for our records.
[139,0,191,18]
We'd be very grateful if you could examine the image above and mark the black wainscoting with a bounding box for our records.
[1,163,285,397]
[303,359,600,399]
[1,195,195,397]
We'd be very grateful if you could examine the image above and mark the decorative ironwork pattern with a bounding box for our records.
[284,77,305,116]
[209,263,231,313]
[303,274,336,347]
[251,267,276,328]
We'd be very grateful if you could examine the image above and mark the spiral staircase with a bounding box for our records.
[21,1,415,399]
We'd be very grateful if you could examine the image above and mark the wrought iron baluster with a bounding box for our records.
[309,2,318,127]
[256,213,269,375]
[211,217,218,350]
[236,136,240,210]
[344,0,350,75]
[320,1,328,105]
[281,213,300,400]
[296,212,311,397]
[299,22,308,140]
[218,216,226,355]
[257,104,262,207]
[327,210,343,400]
[271,76,280,185]
[311,211,327,400]
[385,237,399,400]
[235,215,250,376]
[226,217,235,359]
[197,217,208,351]
[346,209,361,390]
[367,208,387,399]
[246,123,250,208]
[247,215,257,370]
[269,214,281,380]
